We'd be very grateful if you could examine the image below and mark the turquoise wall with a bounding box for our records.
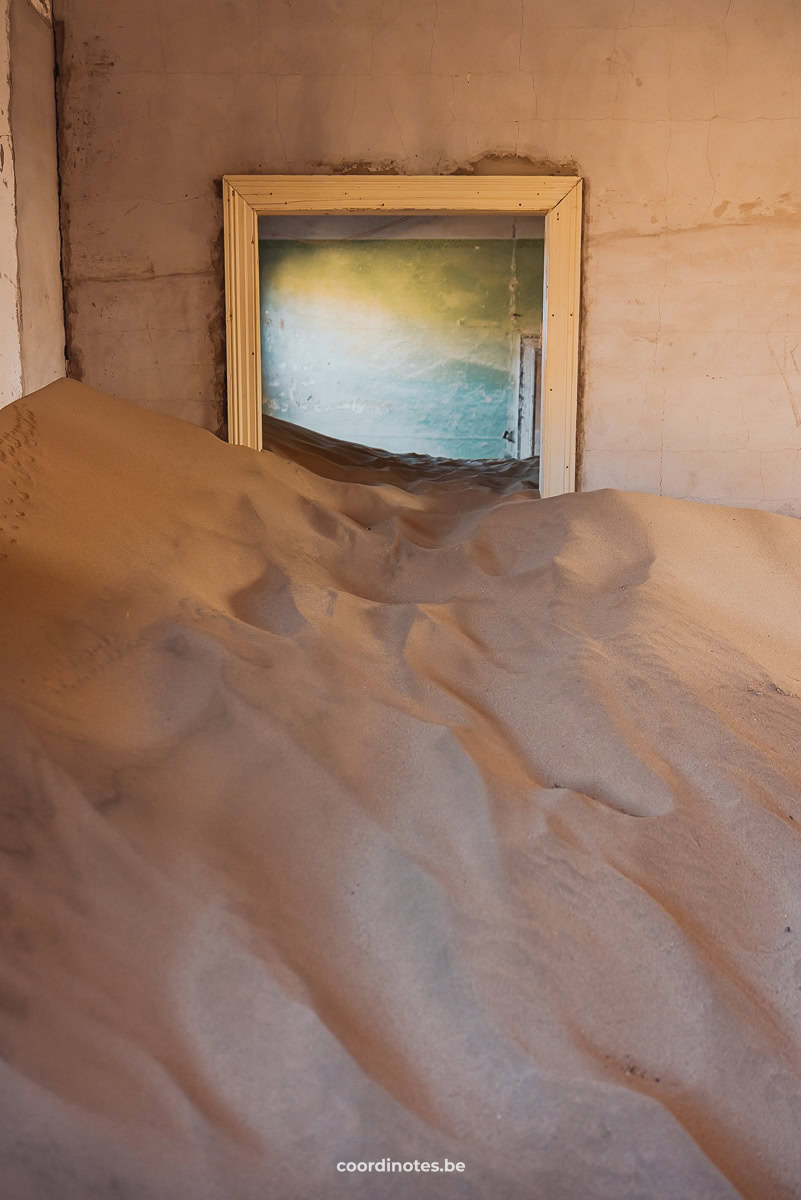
[259,238,544,460]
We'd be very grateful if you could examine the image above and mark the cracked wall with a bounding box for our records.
[54,0,801,512]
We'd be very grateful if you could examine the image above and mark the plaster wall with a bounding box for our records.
[54,0,801,512]
[11,0,65,394]
[0,0,22,406]
[0,0,64,408]
[260,233,543,458]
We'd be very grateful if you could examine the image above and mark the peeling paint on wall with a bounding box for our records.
[26,0,51,23]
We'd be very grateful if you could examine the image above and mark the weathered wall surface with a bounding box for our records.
[0,0,22,406]
[260,234,543,458]
[0,0,64,408]
[54,0,801,511]
[11,0,65,394]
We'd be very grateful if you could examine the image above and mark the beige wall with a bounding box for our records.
[0,0,22,406]
[11,0,66,394]
[54,0,801,512]
[0,0,64,408]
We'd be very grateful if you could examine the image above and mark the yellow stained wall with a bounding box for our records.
[260,237,544,458]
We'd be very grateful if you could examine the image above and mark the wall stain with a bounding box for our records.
[209,186,227,428]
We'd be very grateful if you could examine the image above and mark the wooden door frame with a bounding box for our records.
[222,174,582,497]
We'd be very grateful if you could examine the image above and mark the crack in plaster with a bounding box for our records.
[385,89,410,169]
[342,79,358,162]
[72,268,216,285]
[430,0,438,73]
[153,0,167,73]
[655,28,677,493]
[766,315,801,428]
[274,77,289,166]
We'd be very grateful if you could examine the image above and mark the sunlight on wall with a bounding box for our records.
[259,238,543,459]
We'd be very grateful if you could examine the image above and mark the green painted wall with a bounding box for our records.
[259,238,544,459]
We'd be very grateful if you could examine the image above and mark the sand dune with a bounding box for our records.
[1,379,801,1199]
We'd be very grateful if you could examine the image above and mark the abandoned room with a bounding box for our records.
[1,1,801,1197]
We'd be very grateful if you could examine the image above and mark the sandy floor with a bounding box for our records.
[1,380,801,1199]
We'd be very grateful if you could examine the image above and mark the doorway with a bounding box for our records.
[223,174,582,496]
[258,216,544,464]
